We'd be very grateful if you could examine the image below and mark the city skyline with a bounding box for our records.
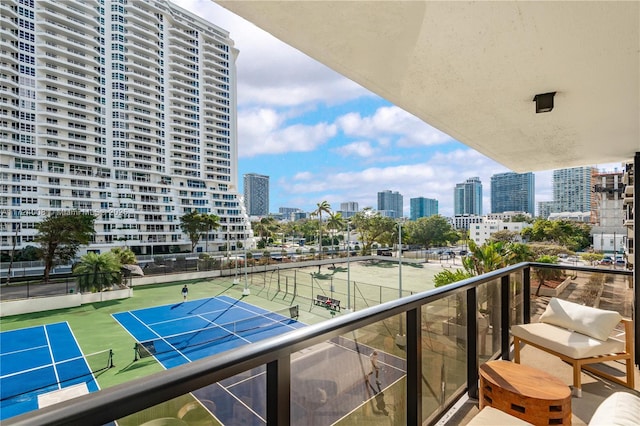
[174,1,620,217]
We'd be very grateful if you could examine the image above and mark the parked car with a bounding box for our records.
[599,257,613,265]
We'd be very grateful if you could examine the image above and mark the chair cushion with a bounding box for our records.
[539,297,621,341]
[511,323,625,359]
[589,392,640,426]
[467,406,533,426]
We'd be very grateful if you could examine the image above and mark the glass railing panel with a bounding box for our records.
[510,271,525,326]
[421,293,467,422]
[477,278,501,362]
[530,266,633,318]
[115,388,224,425]
[309,316,407,425]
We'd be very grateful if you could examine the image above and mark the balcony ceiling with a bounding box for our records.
[215,1,639,172]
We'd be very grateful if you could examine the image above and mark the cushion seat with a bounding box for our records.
[511,323,625,359]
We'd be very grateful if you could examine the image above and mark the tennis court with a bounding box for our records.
[0,322,110,421]
[112,295,304,369]
[113,296,406,425]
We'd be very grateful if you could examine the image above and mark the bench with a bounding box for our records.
[511,297,634,397]
[314,295,341,311]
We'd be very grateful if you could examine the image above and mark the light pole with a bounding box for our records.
[243,220,250,296]
[396,219,406,346]
[345,220,352,312]
[237,196,250,295]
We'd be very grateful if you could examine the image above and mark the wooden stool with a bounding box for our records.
[479,360,571,425]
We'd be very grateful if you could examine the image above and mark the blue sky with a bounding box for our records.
[175,1,616,217]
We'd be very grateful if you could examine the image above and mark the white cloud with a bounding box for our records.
[238,108,337,157]
[333,141,377,158]
[336,106,452,147]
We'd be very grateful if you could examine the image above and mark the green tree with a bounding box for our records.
[489,229,521,243]
[404,215,458,249]
[73,251,121,292]
[252,217,279,249]
[36,212,96,282]
[312,201,332,258]
[581,252,603,265]
[201,213,221,253]
[521,218,591,251]
[326,212,345,255]
[351,208,396,255]
[180,210,205,252]
[110,246,137,265]
[533,254,561,296]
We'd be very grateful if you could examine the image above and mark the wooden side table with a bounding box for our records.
[479,360,571,425]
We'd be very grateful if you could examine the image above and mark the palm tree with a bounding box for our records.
[313,201,331,259]
[326,212,345,256]
[73,252,121,293]
[252,217,279,249]
[200,213,221,253]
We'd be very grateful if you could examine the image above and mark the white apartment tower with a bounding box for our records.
[0,0,245,256]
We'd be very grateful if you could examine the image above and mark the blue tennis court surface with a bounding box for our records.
[113,295,304,369]
[0,322,103,421]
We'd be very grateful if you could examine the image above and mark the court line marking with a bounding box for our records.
[128,310,192,364]
[65,321,102,391]
[0,344,49,358]
[42,325,61,390]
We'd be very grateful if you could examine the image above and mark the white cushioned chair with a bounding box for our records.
[511,297,634,397]
[469,392,640,426]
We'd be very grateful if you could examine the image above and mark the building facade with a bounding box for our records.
[0,0,244,256]
[552,166,594,213]
[490,172,535,216]
[454,177,483,216]
[377,190,403,219]
[470,219,531,245]
[409,197,438,220]
[243,173,269,216]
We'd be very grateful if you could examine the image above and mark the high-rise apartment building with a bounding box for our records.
[490,172,535,216]
[339,201,358,219]
[553,166,594,213]
[0,0,243,256]
[454,177,483,216]
[377,190,403,219]
[409,197,438,220]
[243,173,269,216]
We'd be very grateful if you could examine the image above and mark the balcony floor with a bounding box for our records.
[441,345,640,425]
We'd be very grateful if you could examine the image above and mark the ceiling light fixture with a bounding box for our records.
[533,92,556,113]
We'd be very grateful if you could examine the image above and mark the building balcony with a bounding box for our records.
[4,262,637,425]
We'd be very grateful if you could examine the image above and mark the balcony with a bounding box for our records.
[4,262,637,425]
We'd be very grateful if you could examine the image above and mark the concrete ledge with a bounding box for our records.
[0,287,133,317]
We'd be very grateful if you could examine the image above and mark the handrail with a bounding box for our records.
[4,262,632,425]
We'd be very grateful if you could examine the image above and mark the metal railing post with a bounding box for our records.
[523,266,531,324]
[501,275,510,360]
[406,307,422,424]
[466,287,478,399]
[266,356,290,425]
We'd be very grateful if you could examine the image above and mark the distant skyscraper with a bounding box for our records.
[244,173,270,216]
[339,201,359,219]
[490,172,535,216]
[454,177,483,216]
[340,202,359,212]
[377,190,403,219]
[410,197,438,220]
[553,166,593,212]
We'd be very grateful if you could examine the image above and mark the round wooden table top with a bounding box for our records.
[480,360,571,400]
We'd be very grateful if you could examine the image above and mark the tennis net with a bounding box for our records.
[135,305,300,360]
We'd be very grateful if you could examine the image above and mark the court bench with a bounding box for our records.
[314,295,341,311]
